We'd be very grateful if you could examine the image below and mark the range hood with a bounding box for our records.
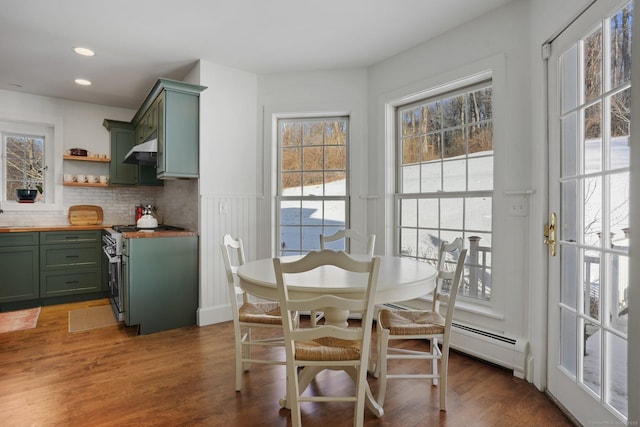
[124,138,157,165]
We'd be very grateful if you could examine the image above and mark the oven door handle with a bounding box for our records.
[102,246,120,263]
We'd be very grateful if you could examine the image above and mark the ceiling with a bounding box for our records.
[0,0,514,110]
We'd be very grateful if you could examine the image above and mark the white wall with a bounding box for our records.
[194,60,260,326]
[367,0,532,368]
[256,68,369,259]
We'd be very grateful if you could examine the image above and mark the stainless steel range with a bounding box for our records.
[102,224,185,322]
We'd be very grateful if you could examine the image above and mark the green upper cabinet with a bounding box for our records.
[132,78,206,179]
[103,120,138,185]
[103,119,162,186]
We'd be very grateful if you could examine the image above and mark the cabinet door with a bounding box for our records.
[156,91,166,176]
[159,90,200,178]
[0,245,39,303]
[109,126,138,185]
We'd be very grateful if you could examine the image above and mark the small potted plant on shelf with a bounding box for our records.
[15,184,43,203]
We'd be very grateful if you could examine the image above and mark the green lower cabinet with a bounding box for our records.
[39,231,103,298]
[124,235,198,334]
[0,234,39,303]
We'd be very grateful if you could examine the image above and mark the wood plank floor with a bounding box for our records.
[0,299,573,426]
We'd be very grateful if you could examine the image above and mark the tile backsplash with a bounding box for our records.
[0,180,198,230]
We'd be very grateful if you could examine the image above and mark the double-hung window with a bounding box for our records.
[277,116,349,256]
[396,80,494,301]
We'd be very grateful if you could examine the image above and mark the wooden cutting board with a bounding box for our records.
[68,205,103,225]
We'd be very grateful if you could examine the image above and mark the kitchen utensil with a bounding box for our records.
[68,205,103,225]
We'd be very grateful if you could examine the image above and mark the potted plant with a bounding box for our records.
[16,184,43,203]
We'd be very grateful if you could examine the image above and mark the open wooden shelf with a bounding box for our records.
[63,155,110,163]
[63,182,109,188]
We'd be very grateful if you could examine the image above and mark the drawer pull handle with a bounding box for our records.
[65,280,80,285]
[65,236,80,240]
[66,255,80,258]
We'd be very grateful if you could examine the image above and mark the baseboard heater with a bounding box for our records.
[377,303,528,380]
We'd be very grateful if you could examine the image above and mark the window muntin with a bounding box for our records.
[278,117,349,256]
[396,81,493,302]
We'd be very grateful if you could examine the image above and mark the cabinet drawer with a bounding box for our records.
[40,230,101,245]
[41,244,100,270]
[40,269,101,297]
[0,232,39,247]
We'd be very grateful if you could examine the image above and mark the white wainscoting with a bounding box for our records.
[198,194,258,326]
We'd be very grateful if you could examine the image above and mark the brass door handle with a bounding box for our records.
[544,212,557,256]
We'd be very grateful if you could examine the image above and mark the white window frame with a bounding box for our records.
[0,115,63,211]
[383,57,507,319]
[275,114,350,256]
[395,79,494,303]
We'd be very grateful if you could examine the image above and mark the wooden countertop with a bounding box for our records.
[121,230,198,238]
[0,224,109,233]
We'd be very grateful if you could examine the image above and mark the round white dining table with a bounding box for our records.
[237,254,438,418]
[237,254,438,326]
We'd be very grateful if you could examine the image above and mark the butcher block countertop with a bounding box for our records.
[121,230,198,238]
[0,224,108,232]
[0,225,197,237]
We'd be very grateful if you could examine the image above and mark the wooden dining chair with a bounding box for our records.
[373,238,467,411]
[313,229,376,326]
[221,234,296,392]
[273,250,381,427]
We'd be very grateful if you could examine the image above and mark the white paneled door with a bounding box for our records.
[547,0,632,423]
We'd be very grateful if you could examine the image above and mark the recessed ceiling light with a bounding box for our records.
[73,47,95,56]
[75,79,92,86]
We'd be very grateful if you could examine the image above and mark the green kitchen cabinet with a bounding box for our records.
[103,119,162,187]
[40,231,103,298]
[103,119,138,185]
[131,78,206,179]
[0,232,39,303]
[123,235,198,334]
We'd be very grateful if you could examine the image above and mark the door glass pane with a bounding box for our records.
[561,309,577,376]
[561,113,578,177]
[561,245,578,309]
[606,331,628,417]
[608,254,629,335]
[584,101,602,173]
[583,320,601,396]
[610,3,633,88]
[609,172,629,242]
[610,89,631,169]
[584,25,602,103]
[584,250,600,321]
[583,177,602,246]
[561,180,577,243]
[561,44,578,113]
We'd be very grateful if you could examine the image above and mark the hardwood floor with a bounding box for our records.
[0,299,573,426]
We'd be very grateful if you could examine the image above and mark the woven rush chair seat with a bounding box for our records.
[239,301,284,324]
[378,310,445,335]
[295,336,362,361]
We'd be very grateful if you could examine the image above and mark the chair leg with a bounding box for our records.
[234,328,243,391]
[288,363,302,427]
[431,337,439,386]
[375,329,390,407]
[439,349,449,411]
